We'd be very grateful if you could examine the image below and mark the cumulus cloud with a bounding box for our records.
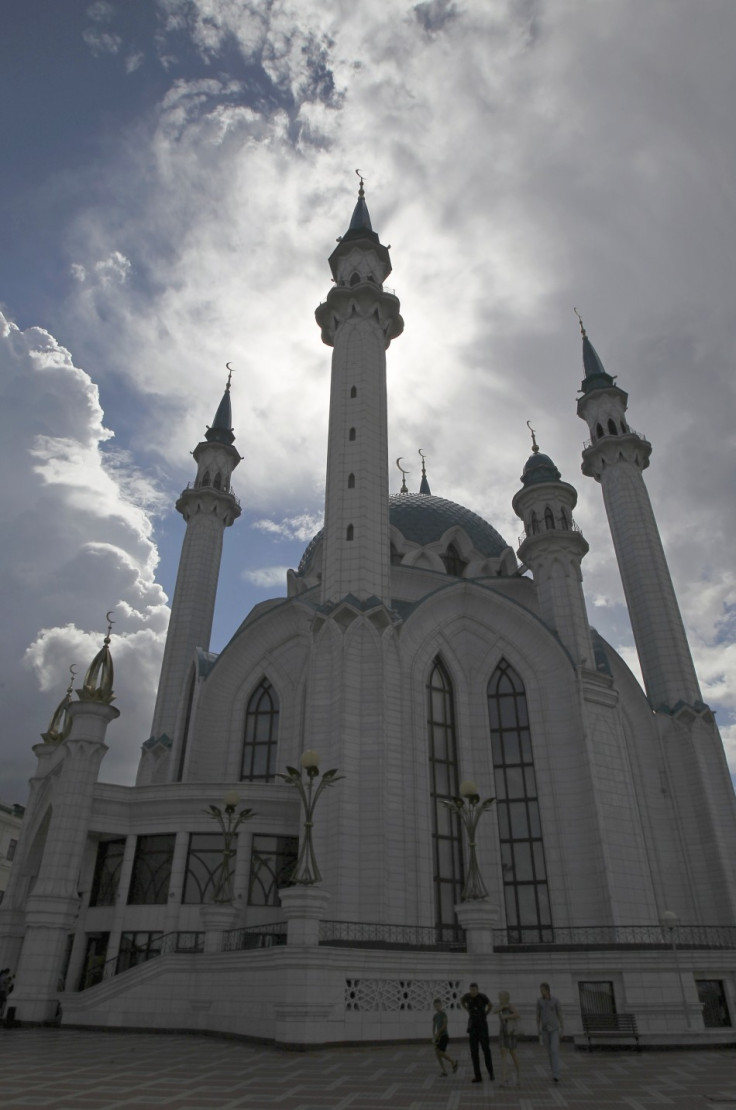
[0,313,168,802]
[253,513,324,543]
[242,566,291,589]
[6,0,736,783]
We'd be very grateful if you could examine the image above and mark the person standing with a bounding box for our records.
[461,982,494,1083]
[494,990,522,1087]
[431,998,458,1076]
[536,982,564,1082]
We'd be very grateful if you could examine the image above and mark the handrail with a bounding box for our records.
[319,919,465,951]
[78,930,204,991]
[582,428,648,451]
[518,517,583,547]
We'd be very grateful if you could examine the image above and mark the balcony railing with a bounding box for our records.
[518,517,583,547]
[493,924,736,951]
[319,920,465,951]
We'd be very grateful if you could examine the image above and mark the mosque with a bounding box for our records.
[1,183,735,1046]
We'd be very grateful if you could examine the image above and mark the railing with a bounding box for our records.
[183,481,241,507]
[223,921,288,951]
[319,920,466,952]
[518,517,583,547]
[493,924,736,951]
[78,931,204,991]
[582,428,648,451]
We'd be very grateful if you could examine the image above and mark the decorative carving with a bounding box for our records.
[344,978,463,1012]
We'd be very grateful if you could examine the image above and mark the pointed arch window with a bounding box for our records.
[349,427,356,441]
[607,418,618,436]
[531,511,540,535]
[441,543,467,577]
[346,524,354,541]
[349,271,360,286]
[427,658,464,941]
[559,508,569,530]
[213,473,222,490]
[202,471,211,487]
[596,423,604,440]
[544,507,555,530]
[241,678,279,782]
[350,386,357,398]
[488,659,551,942]
[347,473,355,489]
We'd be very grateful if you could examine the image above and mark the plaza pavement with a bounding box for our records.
[1,1028,735,1110]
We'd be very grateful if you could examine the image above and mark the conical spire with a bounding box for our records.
[575,309,616,395]
[419,449,431,495]
[205,364,236,446]
[78,615,115,704]
[342,171,380,245]
[41,666,76,744]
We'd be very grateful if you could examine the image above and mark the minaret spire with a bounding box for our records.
[146,370,242,769]
[315,179,403,605]
[418,449,431,495]
[575,319,702,710]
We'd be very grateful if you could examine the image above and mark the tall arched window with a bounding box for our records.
[241,678,279,781]
[544,506,555,530]
[488,659,551,942]
[441,543,467,577]
[349,427,356,441]
[427,658,464,941]
[347,473,355,489]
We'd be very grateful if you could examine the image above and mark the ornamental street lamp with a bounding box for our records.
[276,750,343,885]
[660,909,691,1028]
[440,780,496,901]
[205,791,254,903]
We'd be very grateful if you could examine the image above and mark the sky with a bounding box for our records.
[1,0,735,804]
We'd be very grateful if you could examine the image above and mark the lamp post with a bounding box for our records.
[276,751,343,884]
[205,791,254,903]
[440,780,495,901]
[660,909,691,1029]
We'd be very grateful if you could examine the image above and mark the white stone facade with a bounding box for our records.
[1,191,735,1044]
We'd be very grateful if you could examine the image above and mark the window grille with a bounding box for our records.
[427,658,464,942]
[89,837,126,906]
[248,834,299,905]
[241,678,279,782]
[488,659,552,942]
[127,834,175,905]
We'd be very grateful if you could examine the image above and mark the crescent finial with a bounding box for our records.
[355,168,365,196]
[573,307,587,338]
[225,362,235,389]
[105,611,116,640]
[67,664,77,695]
[526,420,539,453]
[396,456,410,494]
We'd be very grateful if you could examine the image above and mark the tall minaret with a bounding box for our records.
[314,177,403,606]
[149,374,241,743]
[575,317,701,710]
[512,426,594,668]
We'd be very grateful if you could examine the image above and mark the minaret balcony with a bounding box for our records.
[518,517,584,547]
[581,430,652,479]
[582,427,648,451]
[315,282,404,346]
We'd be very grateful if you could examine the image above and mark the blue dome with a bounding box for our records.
[297,493,508,576]
[520,452,561,486]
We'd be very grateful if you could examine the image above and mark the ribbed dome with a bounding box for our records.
[520,452,562,486]
[297,493,508,576]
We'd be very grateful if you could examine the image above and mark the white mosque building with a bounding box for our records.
[1,183,735,1046]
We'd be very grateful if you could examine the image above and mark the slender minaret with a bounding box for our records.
[149,373,241,743]
[12,627,119,1023]
[575,316,701,710]
[512,425,594,667]
[314,176,403,606]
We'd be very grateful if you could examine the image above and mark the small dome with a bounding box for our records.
[520,452,562,487]
[297,493,508,576]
